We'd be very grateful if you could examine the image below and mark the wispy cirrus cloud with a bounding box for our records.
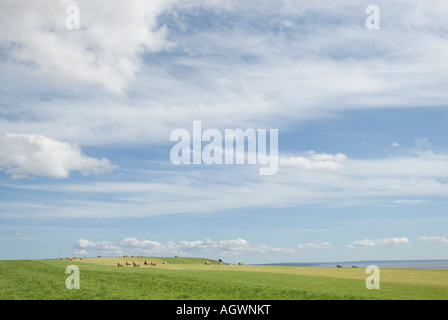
[1,1,447,145]
[417,236,448,244]
[2,149,447,218]
[297,241,331,250]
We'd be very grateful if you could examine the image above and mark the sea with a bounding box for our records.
[256,259,448,269]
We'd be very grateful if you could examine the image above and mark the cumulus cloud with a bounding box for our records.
[75,239,122,255]
[417,236,448,243]
[297,241,331,249]
[375,237,410,245]
[346,239,377,248]
[0,133,115,178]
[347,237,409,248]
[120,237,165,250]
[0,0,175,94]
[281,151,347,170]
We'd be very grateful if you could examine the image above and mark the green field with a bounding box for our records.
[0,257,447,300]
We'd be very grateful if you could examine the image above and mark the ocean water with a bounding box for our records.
[258,259,448,269]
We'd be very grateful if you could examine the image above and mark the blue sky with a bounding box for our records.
[0,0,447,264]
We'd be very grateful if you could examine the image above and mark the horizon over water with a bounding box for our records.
[256,259,448,269]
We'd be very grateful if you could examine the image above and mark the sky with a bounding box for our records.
[0,0,447,264]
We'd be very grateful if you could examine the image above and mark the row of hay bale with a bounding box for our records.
[122,255,144,258]
[117,260,167,267]
[60,256,84,261]
[204,261,238,265]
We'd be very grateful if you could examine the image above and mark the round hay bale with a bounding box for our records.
[219,262,223,265]
[117,262,124,267]
[126,261,132,266]
[80,257,83,260]
[205,261,210,265]
[238,262,243,265]
[123,255,128,257]
[133,261,140,267]
[59,257,63,260]
[151,262,156,266]
[162,261,166,264]
[144,260,149,265]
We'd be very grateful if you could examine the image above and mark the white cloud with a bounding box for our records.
[417,236,448,243]
[0,133,115,178]
[281,151,347,170]
[346,239,377,248]
[297,241,331,249]
[0,0,175,94]
[75,238,122,255]
[14,232,25,237]
[375,237,410,246]
[120,237,165,250]
[347,237,409,248]
[391,142,400,147]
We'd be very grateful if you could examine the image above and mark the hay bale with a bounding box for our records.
[123,255,128,257]
[238,262,243,265]
[151,262,156,266]
[117,262,124,267]
[162,261,166,264]
[59,257,63,260]
[126,261,132,266]
[69,257,73,261]
[205,261,210,265]
[80,257,84,260]
[97,255,101,258]
[219,262,223,265]
[133,261,140,267]
[144,260,149,265]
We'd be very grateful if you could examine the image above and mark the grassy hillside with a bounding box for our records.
[0,257,447,300]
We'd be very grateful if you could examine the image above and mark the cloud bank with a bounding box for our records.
[75,237,294,257]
